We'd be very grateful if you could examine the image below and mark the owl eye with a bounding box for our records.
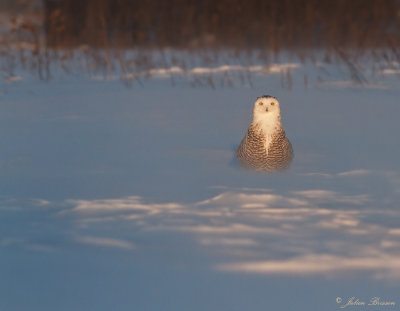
[258,102,263,105]
[271,102,275,106]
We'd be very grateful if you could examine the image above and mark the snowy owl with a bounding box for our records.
[236,95,294,172]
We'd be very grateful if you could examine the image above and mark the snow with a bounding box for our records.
[1,59,400,311]
[86,62,300,81]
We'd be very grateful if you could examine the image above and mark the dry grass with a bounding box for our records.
[1,0,400,87]
[40,0,399,50]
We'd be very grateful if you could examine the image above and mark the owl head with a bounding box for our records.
[253,95,281,121]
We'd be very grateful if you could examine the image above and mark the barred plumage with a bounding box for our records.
[236,96,294,172]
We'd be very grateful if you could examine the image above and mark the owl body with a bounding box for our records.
[236,96,293,172]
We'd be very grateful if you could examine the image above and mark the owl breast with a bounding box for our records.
[236,124,293,172]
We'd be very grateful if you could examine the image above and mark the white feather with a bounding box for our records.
[252,97,281,155]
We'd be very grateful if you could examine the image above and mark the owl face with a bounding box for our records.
[253,96,280,116]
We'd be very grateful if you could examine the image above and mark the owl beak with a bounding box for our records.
[265,107,269,112]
